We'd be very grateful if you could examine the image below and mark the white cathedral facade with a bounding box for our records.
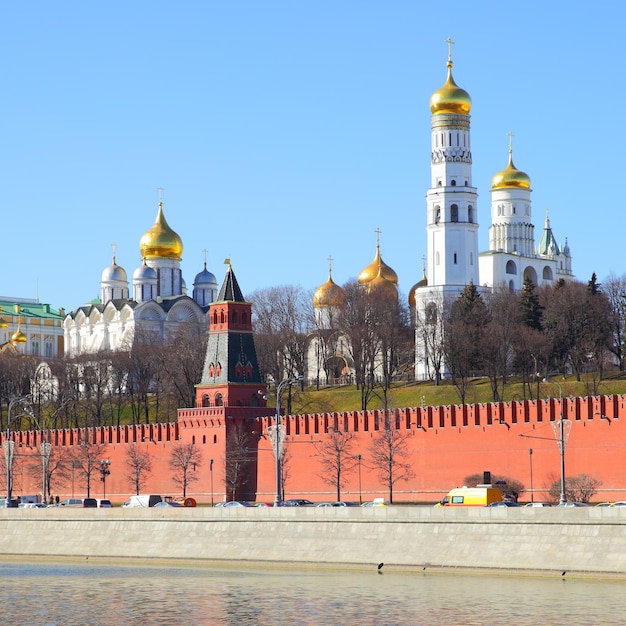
[64,197,218,357]
[412,46,573,380]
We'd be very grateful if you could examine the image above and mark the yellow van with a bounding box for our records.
[436,486,503,507]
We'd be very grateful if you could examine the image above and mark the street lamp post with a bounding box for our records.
[271,376,302,507]
[40,440,52,505]
[4,395,33,506]
[544,378,568,505]
[528,448,534,503]
[99,459,111,498]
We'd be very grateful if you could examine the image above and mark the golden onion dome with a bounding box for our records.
[408,273,428,308]
[139,202,183,260]
[430,61,471,116]
[12,328,27,344]
[366,273,398,300]
[491,152,531,190]
[358,246,398,286]
[313,275,346,308]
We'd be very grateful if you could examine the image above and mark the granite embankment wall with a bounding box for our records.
[2,507,626,575]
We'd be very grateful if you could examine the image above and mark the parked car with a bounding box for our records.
[255,502,272,508]
[18,502,46,508]
[361,498,388,507]
[154,501,183,507]
[317,501,359,507]
[83,498,98,508]
[612,501,626,506]
[96,499,113,508]
[121,495,163,508]
[58,498,83,507]
[488,501,520,507]
[281,499,314,507]
[559,502,588,507]
[525,502,552,507]
[223,501,255,507]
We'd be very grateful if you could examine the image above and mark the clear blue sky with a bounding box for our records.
[0,2,622,310]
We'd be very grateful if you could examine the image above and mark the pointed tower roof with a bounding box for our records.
[217,261,245,302]
[537,210,560,256]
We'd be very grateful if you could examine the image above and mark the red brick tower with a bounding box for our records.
[193,263,273,500]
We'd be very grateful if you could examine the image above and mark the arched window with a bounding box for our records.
[453,253,458,264]
[434,205,441,224]
[215,393,223,407]
[451,204,458,222]
[232,310,238,323]
[220,310,225,324]
[506,260,517,275]
[451,180,456,187]
[201,394,210,407]
[425,302,438,324]
[468,205,474,223]
[543,266,554,280]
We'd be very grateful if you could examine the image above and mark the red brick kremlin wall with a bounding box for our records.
[3,393,625,504]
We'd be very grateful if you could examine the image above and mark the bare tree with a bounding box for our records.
[27,445,73,503]
[249,285,312,383]
[368,416,414,504]
[224,423,255,501]
[547,473,601,504]
[602,272,626,371]
[157,322,207,409]
[125,444,153,495]
[169,442,202,498]
[71,440,106,498]
[482,288,519,402]
[414,292,448,384]
[342,280,379,410]
[127,331,162,424]
[444,284,488,404]
[543,279,612,384]
[317,427,357,501]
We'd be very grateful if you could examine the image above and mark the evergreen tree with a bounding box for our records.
[519,277,543,331]
[588,272,600,295]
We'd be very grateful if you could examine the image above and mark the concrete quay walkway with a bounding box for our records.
[1,506,624,576]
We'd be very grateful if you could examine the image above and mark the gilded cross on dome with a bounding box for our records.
[508,131,515,154]
[445,37,455,63]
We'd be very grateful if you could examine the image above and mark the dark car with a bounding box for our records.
[281,499,314,507]
[488,501,520,507]
[82,498,98,508]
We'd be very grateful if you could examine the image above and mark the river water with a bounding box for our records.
[0,560,623,625]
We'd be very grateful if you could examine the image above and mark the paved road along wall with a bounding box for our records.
[1,506,625,575]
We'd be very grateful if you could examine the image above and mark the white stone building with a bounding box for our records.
[412,46,573,380]
[64,197,217,357]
